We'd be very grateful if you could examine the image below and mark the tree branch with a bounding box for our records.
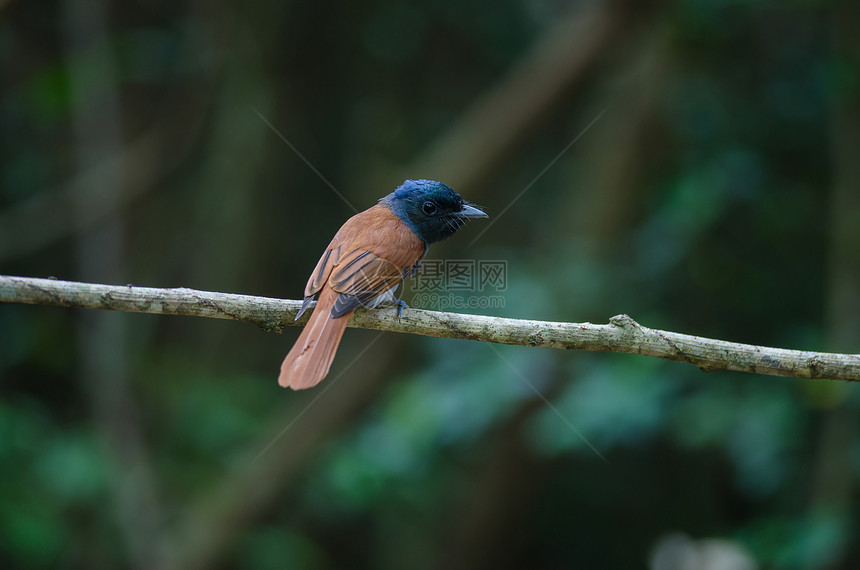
[2,274,858,382]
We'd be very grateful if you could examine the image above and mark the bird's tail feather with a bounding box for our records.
[279,286,350,390]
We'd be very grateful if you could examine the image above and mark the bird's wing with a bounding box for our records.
[327,249,406,317]
[303,243,343,298]
[300,204,426,318]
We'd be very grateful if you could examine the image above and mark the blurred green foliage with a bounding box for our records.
[2,0,860,568]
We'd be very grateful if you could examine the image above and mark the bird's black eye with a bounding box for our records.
[422,201,438,215]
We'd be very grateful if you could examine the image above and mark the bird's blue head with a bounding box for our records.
[380,179,487,244]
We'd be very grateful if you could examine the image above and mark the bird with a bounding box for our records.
[279,179,487,390]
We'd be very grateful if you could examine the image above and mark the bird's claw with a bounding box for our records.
[395,299,409,322]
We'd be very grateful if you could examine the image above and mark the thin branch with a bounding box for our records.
[3,275,858,382]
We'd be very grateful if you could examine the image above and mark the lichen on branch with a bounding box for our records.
[2,274,859,382]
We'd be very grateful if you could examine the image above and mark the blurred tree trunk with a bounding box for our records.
[560,32,667,249]
[808,0,860,566]
[63,1,166,567]
[183,3,276,373]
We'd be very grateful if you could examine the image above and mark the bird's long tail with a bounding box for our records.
[279,286,350,390]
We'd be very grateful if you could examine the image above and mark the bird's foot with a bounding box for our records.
[385,298,409,322]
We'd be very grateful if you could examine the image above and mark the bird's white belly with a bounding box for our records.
[363,286,399,309]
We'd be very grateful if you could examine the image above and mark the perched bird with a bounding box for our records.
[279,179,487,390]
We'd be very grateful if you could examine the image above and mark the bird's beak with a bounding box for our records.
[458,203,488,218]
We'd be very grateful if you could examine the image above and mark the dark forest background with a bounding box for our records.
[2,0,859,568]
